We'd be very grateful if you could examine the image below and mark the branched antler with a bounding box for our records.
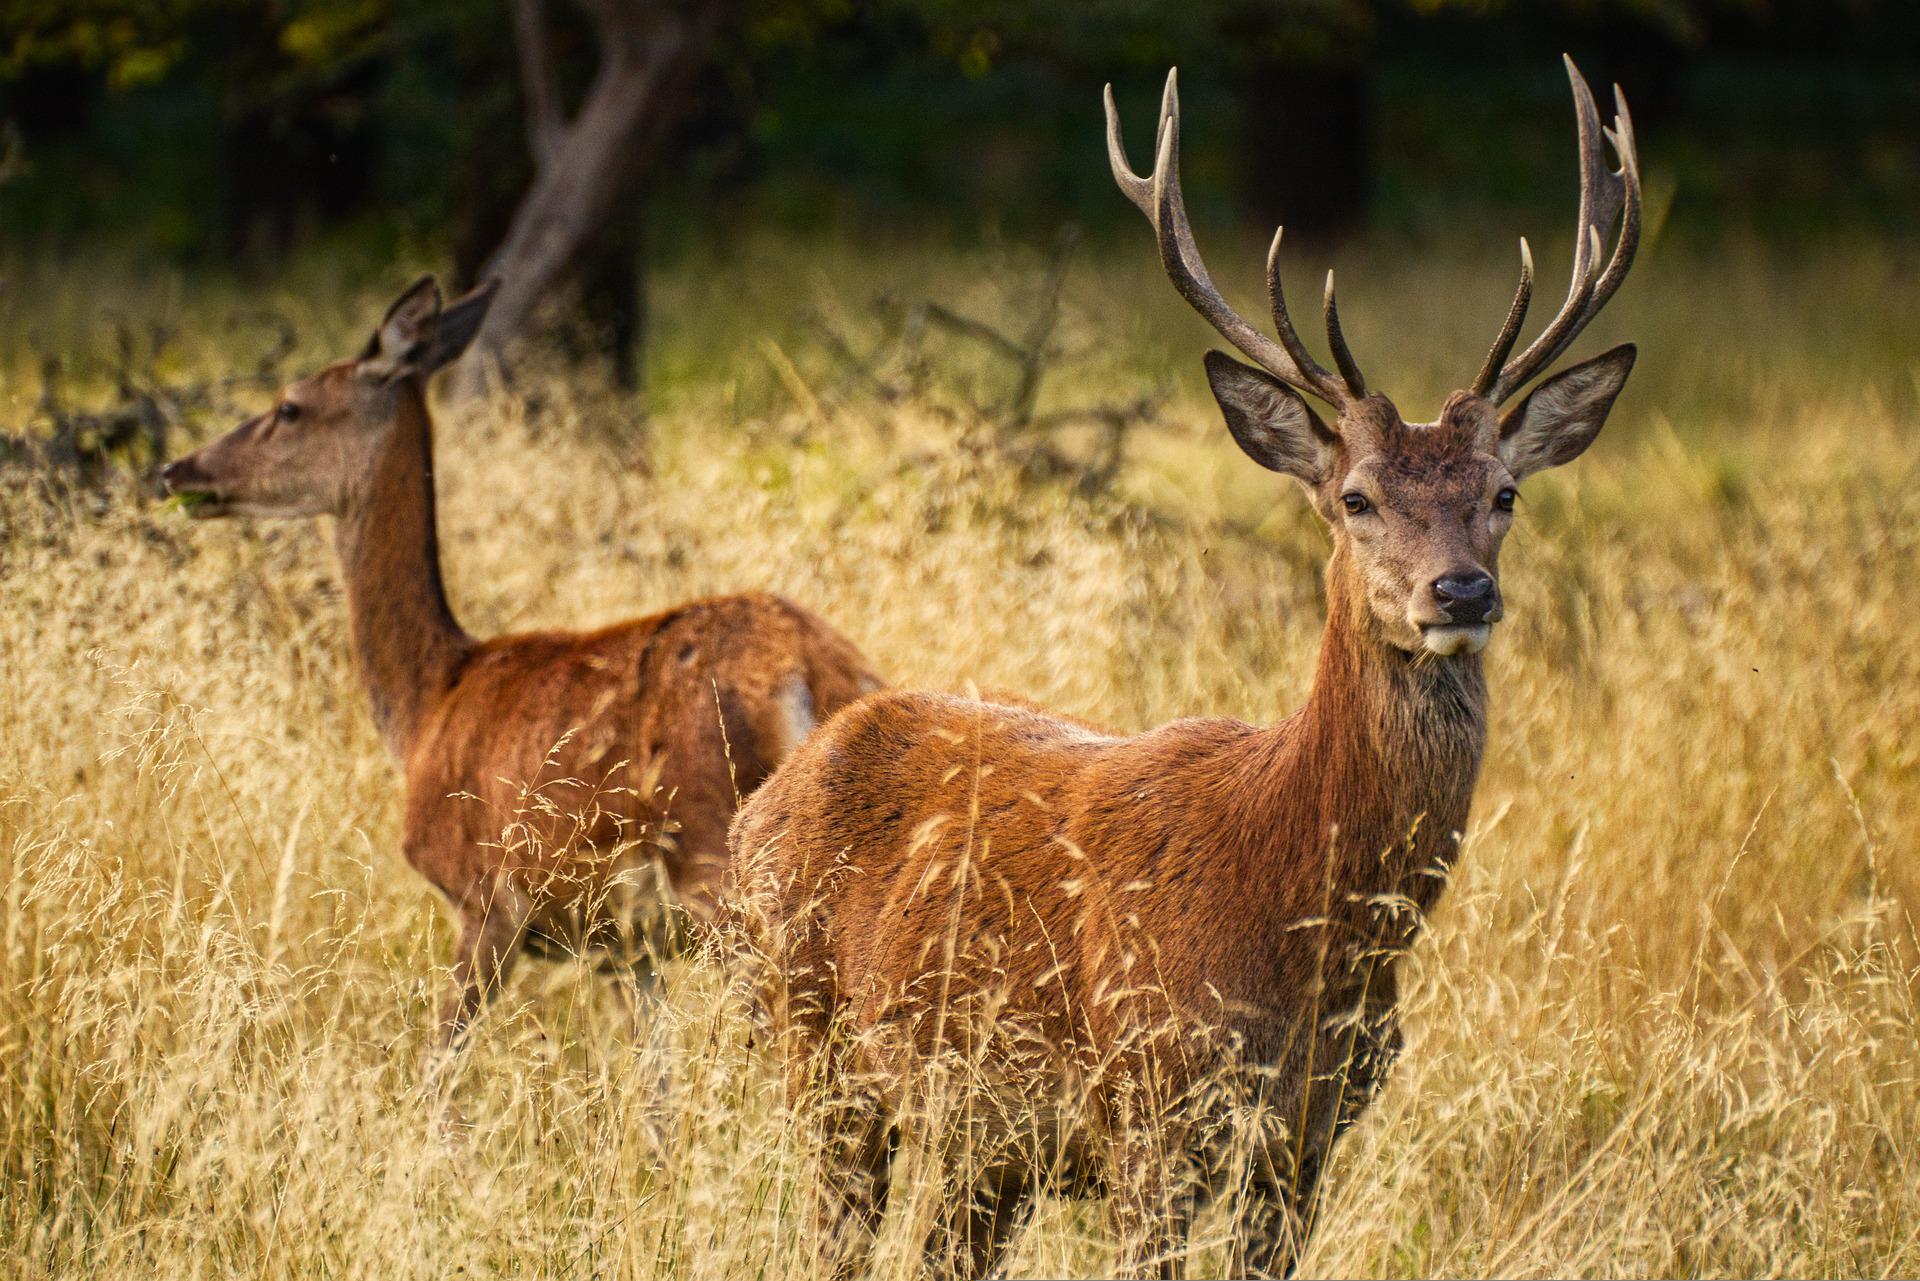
[1106,70,1363,411]
[1474,56,1641,404]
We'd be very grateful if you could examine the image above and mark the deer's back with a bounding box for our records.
[402,591,877,916]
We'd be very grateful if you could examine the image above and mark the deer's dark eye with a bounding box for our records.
[1494,487,1517,513]
[275,401,301,424]
[1341,493,1371,516]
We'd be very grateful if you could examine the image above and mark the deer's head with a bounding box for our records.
[1109,58,1639,657]
[161,276,496,520]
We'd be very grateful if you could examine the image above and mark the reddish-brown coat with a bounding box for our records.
[728,63,1641,1275]
[332,388,881,1044]
[162,278,880,1048]
[732,505,1486,1279]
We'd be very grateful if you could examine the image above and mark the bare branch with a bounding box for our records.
[510,0,566,168]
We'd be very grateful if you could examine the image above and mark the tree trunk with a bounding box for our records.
[576,201,646,390]
[1238,59,1374,241]
[450,1,717,400]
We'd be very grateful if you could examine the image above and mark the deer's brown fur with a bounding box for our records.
[163,276,880,1048]
[729,61,1641,1279]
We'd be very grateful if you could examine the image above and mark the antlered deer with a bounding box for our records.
[162,276,880,1050]
[730,57,1640,1278]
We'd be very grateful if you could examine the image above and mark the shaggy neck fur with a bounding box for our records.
[1237,541,1488,941]
[332,381,473,758]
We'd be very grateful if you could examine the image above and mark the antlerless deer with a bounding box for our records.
[729,56,1641,1279]
[162,278,880,1052]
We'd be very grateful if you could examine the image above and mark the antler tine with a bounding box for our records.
[1263,227,1346,403]
[1487,56,1643,404]
[1103,82,1154,217]
[1471,238,1534,396]
[1584,85,1642,319]
[1148,114,1293,378]
[1108,70,1353,408]
[1565,58,1614,288]
[1322,270,1367,397]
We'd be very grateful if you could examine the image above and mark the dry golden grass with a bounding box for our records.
[2,234,1917,1277]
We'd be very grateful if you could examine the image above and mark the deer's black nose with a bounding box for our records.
[1432,571,1499,624]
[160,458,202,492]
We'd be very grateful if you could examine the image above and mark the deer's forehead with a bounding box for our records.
[1349,419,1496,498]
[285,362,363,401]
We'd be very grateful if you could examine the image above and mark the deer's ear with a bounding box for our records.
[1204,351,1336,486]
[417,278,498,375]
[357,275,443,380]
[1498,343,1635,479]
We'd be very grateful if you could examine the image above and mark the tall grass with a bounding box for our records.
[2,232,1917,1277]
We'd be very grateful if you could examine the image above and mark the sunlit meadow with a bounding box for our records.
[3,228,1917,1277]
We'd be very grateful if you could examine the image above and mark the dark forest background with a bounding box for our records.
[3,0,1916,393]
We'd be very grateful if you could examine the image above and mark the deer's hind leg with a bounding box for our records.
[925,1165,1032,1280]
[786,1022,894,1281]
[765,951,895,1279]
[809,1082,896,1280]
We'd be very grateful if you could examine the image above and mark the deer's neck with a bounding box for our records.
[1243,544,1488,924]
[332,383,473,759]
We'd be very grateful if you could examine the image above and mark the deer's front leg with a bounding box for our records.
[1104,1117,1193,1280]
[924,1164,1031,1280]
[1236,1157,1315,1281]
[435,885,530,1053]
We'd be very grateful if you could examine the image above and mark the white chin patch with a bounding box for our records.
[1421,624,1492,657]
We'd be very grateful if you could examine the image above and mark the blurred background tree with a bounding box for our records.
[2,0,1915,391]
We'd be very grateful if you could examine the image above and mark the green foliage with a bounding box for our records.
[1,1,1914,262]
[1,0,387,96]
[888,0,1376,73]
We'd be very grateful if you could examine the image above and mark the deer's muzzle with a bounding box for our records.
[160,456,229,517]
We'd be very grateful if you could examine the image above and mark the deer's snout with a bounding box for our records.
[159,450,236,518]
[160,456,209,493]
[1430,571,1501,625]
